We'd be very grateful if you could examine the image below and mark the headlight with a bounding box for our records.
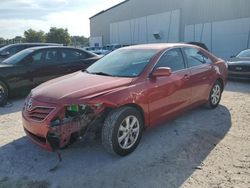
[66,104,86,112]
[65,104,88,118]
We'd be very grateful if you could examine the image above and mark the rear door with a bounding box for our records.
[59,49,96,74]
[147,48,192,125]
[29,48,62,85]
[182,47,216,103]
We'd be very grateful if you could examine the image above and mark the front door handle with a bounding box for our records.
[211,65,217,72]
[183,74,190,80]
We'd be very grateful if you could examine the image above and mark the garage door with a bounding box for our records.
[110,9,181,45]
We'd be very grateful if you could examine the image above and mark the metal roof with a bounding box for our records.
[89,0,129,19]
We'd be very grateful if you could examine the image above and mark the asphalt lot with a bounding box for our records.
[0,80,249,188]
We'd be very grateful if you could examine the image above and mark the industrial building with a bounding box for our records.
[89,0,250,58]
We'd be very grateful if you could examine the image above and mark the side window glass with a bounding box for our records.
[155,48,185,72]
[8,46,18,55]
[61,49,86,62]
[184,48,212,67]
[31,51,43,64]
[44,49,58,63]
[16,46,24,53]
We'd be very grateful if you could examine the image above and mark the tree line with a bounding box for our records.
[0,27,89,47]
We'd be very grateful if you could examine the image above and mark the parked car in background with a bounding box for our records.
[94,47,110,55]
[84,46,95,52]
[0,46,100,106]
[86,46,109,56]
[22,43,227,156]
[0,44,6,48]
[0,43,62,62]
[227,49,250,80]
[106,44,122,51]
[85,44,124,56]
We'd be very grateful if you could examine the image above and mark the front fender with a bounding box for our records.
[89,81,150,126]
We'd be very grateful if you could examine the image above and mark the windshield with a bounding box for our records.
[237,49,250,58]
[2,49,33,64]
[86,48,158,77]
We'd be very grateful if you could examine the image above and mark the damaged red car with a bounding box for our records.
[22,43,227,156]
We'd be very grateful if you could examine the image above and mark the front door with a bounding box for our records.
[147,48,192,126]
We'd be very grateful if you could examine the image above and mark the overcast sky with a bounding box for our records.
[0,0,123,39]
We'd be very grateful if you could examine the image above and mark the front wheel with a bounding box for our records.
[206,80,222,109]
[0,81,8,106]
[102,106,143,156]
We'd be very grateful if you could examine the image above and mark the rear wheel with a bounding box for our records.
[0,81,8,106]
[206,80,222,109]
[102,106,143,156]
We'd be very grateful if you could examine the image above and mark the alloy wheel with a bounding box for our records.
[117,115,140,150]
[0,85,5,100]
[211,84,221,105]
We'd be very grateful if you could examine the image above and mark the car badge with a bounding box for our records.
[235,67,242,71]
[27,98,33,111]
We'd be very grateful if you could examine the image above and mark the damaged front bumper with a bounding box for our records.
[22,101,104,151]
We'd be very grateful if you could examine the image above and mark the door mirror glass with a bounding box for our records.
[152,67,172,78]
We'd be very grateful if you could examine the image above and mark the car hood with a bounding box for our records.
[31,71,134,104]
[0,63,13,68]
[228,57,250,65]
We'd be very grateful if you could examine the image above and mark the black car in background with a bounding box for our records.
[0,43,62,62]
[0,46,100,106]
[0,44,6,48]
[187,42,209,51]
[227,49,250,80]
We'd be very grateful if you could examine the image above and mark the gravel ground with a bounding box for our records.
[0,81,249,188]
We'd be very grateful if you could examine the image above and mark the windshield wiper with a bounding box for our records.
[90,71,113,76]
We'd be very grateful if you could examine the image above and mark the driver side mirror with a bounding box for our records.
[152,67,172,78]
[0,51,10,57]
[230,55,235,58]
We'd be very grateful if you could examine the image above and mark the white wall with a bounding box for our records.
[110,9,180,45]
[89,36,103,47]
[184,17,250,59]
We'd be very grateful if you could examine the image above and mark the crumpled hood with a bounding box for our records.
[31,71,134,103]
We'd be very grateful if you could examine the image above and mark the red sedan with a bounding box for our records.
[22,43,227,156]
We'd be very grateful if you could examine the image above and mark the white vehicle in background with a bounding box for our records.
[84,44,127,56]
[84,46,108,55]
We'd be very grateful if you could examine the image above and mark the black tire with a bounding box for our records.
[206,80,222,109]
[0,81,8,106]
[102,106,143,156]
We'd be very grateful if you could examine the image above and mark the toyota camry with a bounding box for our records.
[22,43,227,156]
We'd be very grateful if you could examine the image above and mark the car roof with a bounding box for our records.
[24,46,98,56]
[4,43,62,47]
[27,46,85,50]
[123,43,199,50]
[239,49,250,52]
